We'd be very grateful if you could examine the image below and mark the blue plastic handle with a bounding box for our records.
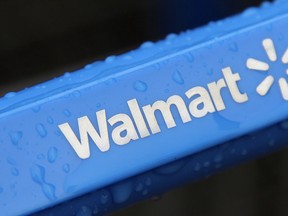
[1,1,288,215]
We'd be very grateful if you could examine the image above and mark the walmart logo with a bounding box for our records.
[59,37,288,159]
[246,38,288,100]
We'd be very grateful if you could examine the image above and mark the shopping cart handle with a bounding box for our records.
[1,1,288,215]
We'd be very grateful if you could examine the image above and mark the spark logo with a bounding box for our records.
[246,38,288,100]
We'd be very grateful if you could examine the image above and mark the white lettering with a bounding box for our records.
[58,67,249,159]
[222,67,248,103]
[207,79,227,111]
[127,99,150,138]
[142,95,191,134]
[108,113,139,145]
[58,110,110,159]
[185,87,216,118]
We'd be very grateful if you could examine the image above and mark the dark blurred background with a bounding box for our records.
[0,0,270,92]
[3,1,288,216]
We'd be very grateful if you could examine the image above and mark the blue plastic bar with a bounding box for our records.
[1,1,288,215]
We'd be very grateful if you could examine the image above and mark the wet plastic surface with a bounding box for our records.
[1,1,288,215]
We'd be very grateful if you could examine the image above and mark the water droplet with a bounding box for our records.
[205,43,213,50]
[280,121,288,130]
[85,64,93,69]
[207,69,214,76]
[104,78,117,86]
[63,164,70,173]
[55,130,61,136]
[134,81,148,92]
[184,53,194,62]
[42,183,57,201]
[47,147,58,163]
[229,42,239,52]
[172,70,184,85]
[208,21,216,28]
[76,206,92,216]
[47,116,54,124]
[140,41,154,49]
[153,63,161,70]
[11,168,19,176]
[111,180,133,204]
[166,33,177,40]
[63,109,71,117]
[6,157,17,165]
[105,56,116,63]
[261,1,271,8]
[37,154,45,160]
[242,7,257,17]
[73,91,81,98]
[64,72,71,77]
[194,162,201,171]
[9,131,23,146]
[31,164,45,184]
[213,113,240,130]
[36,123,47,138]
[100,190,110,204]
[32,106,41,113]
[30,164,56,201]
[4,92,16,98]
[154,160,187,175]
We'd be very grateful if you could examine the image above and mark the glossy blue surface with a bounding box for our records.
[34,118,288,216]
[1,1,288,215]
